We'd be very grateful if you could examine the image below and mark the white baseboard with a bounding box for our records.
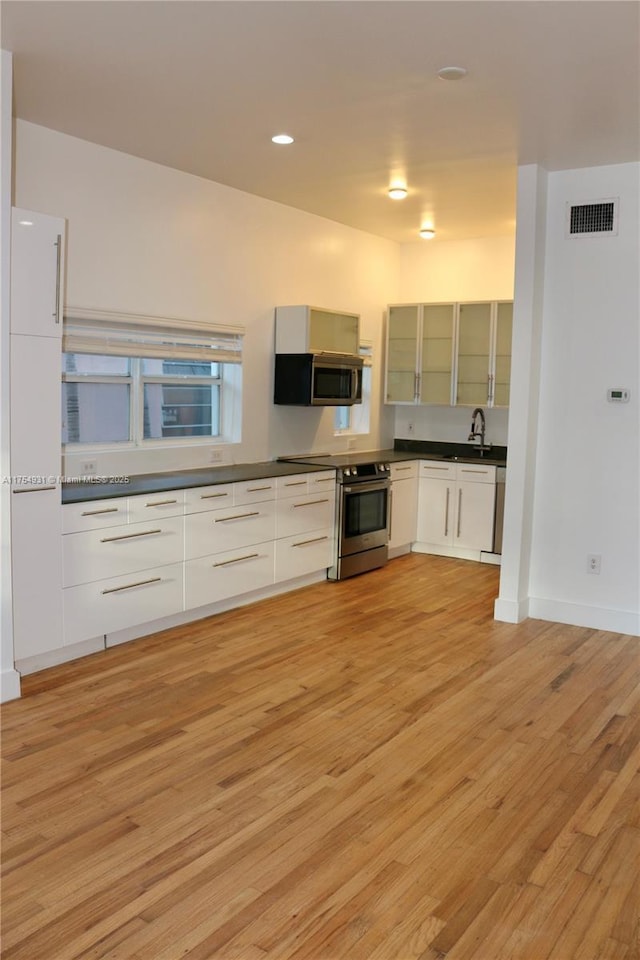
[412,542,483,562]
[1,667,22,702]
[16,636,105,676]
[494,596,530,623]
[528,598,640,636]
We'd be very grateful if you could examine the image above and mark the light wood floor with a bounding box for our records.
[2,554,639,960]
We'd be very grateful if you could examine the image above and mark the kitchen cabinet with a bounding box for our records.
[416,460,496,557]
[388,461,418,556]
[385,303,455,404]
[274,470,335,581]
[385,300,512,407]
[10,210,66,665]
[275,305,359,356]
[11,208,65,337]
[456,301,513,407]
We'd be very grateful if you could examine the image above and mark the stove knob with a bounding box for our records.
[344,468,351,477]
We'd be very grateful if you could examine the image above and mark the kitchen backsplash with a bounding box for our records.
[394,405,509,447]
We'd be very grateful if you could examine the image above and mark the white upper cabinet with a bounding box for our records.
[275,305,359,355]
[11,208,66,338]
[385,301,513,408]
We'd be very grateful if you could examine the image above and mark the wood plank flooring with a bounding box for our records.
[2,553,639,960]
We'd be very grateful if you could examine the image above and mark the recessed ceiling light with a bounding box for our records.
[419,228,436,239]
[388,187,408,200]
[271,134,294,145]
[437,66,468,81]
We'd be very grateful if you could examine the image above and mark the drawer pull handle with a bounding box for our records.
[460,468,490,475]
[102,576,162,595]
[246,485,272,492]
[200,491,229,499]
[395,466,412,473]
[314,477,334,483]
[424,466,449,471]
[214,511,260,523]
[284,481,306,487]
[145,499,178,507]
[292,535,329,548]
[457,489,463,538]
[100,528,162,543]
[212,552,260,568]
[293,498,330,508]
[13,485,57,494]
[81,507,119,516]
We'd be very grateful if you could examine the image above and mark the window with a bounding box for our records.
[334,342,373,436]
[62,310,243,448]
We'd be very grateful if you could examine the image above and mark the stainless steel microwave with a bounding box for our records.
[274,352,363,406]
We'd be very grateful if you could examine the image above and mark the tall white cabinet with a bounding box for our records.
[10,208,66,662]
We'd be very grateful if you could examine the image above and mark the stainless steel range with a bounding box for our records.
[280,454,391,580]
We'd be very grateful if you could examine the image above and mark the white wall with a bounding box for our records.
[14,121,399,475]
[527,163,639,633]
[394,235,515,446]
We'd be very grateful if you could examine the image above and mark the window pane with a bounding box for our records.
[143,383,220,438]
[63,353,130,376]
[335,407,351,431]
[141,358,220,377]
[62,382,130,443]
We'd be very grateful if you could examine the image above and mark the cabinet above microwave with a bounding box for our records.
[275,305,359,357]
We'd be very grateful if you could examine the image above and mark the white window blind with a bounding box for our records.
[63,308,244,363]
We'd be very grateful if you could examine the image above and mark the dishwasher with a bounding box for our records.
[493,467,506,554]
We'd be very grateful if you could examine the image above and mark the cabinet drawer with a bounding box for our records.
[185,501,276,561]
[234,479,276,505]
[63,498,128,534]
[276,492,334,540]
[184,484,234,514]
[185,543,275,609]
[420,460,456,480]
[307,470,337,495]
[127,490,185,522]
[275,474,309,499]
[275,529,334,582]
[63,563,183,646]
[456,464,496,484]
[63,517,184,587]
[390,461,418,481]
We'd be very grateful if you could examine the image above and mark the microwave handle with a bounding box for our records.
[351,367,358,401]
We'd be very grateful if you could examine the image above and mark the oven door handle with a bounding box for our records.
[342,480,390,494]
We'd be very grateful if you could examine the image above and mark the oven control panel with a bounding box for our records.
[341,462,390,480]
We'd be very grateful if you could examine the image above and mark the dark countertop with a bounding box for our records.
[61,461,333,504]
[61,442,507,504]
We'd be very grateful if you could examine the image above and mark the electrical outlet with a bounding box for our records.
[80,460,97,476]
[407,422,414,435]
[210,448,224,463]
[587,554,601,575]
[347,439,356,451]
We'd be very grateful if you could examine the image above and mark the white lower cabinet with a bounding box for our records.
[275,530,334,582]
[416,461,496,556]
[389,462,418,556]
[63,517,184,587]
[185,501,276,561]
[64,564,184,647]
[185,543,275,608]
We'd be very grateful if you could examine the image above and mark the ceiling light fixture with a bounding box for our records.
[437,66,468,81]
[388,186,408,200]
[271,134,294,145]
[419,228,436,239]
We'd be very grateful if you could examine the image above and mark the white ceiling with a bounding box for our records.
[2,1,639,243]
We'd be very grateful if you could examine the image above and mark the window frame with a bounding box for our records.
[62,308,243,452]
[334,341,373,437]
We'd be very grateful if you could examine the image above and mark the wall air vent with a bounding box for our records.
[567,199,618,237]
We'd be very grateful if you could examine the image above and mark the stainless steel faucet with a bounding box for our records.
[468,407,491,456]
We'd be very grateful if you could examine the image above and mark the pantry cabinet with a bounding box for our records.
[10,209,66,662]
[275,305,360,356]
[385,300,512,408]
[415,460,496,556]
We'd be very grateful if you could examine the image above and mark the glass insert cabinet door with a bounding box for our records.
[493,302,513,407]
[385,304,419,402]
[456,302,492,406]
[308,309,359,355]
[421,304,454,404]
